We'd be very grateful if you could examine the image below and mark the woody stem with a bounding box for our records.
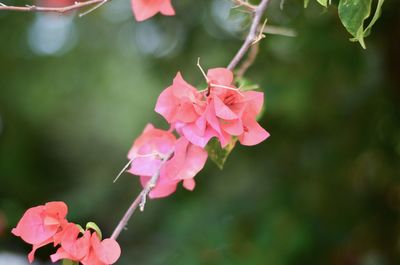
[110,153,172,240]
[227,0,271,71]
[0,0,111,14]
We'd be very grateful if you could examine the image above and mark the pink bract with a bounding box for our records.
[146,137,208,198]
[127,123,176,177]
[155,68,269,148]
[51,224,121,265]
[127,124,207,198]
[11,201,68,263]
[131,0,175,22]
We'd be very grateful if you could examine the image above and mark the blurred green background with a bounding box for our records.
[1,0,399,264]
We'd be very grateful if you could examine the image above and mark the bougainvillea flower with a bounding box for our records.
[87,231,121,265]
[155,68,269,148]
[51,223,91,262]
[127,123,176,177]
[127,124,207,198]
[12,201,68,263]
[51,224,121,265]
[206,68,270,146]
[155,72,204,124]
[141,137,208,198]
[131,0,175,22]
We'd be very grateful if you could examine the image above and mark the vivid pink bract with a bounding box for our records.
[131,0,175,21]
[51,224,121,265]
[12,201,68,263]
[155,68,270,148]
[12,202,121,265]
[127,124,208,198]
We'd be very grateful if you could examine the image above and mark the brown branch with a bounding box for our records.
[110,153,172,240]
[227,0,271,71]
[110,0,273,241]
[0,0,110,15]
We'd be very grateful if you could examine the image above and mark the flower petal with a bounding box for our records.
[12,206,58,245]
[91,233,121,265]
[128,157,162,177]
[207,68,233,85]
[213,96,237,120]
[239,117,270,146]
[131,0,175,22]
[28,238,53,263]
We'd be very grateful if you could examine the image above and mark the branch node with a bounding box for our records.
[197,57,209,83]
[232,0,256,12]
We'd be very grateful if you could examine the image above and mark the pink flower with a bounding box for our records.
[127,123,176,177]
[51,223,121,265]
[131,0,175,22]
[127,124,208,198]
[206,68,270,146]
[155,72,204,124]
[142,137,208,198]
[155,68,269,148]
[11,201,68,263]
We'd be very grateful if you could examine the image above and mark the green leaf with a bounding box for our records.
[364,0,385,37]
[205,138,238,170]
[76,224,85,234]
[86,222,102,240]
[62,259,79,265]
[338,0,384,49]
[317,0,328,7]
[235,76,259,91]
[304,0,329,8]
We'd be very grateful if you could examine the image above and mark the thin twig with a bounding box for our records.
[236,42,260,78]
[0,0,111,14]
[232,0,256,12]
[227,0,271,71]
[78,0,106,17]
[110,153,172,240]
[113,159,133,183]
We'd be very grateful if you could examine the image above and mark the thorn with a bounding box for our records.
[252,18,268,45]
[113,159,133,183]
[210,83,245,97]
[0,2,7,7]
[79,0,106,17]
[197,57,209,83]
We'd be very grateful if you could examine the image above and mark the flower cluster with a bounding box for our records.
[126,67,269,198]
[155,68,269,147]
[12,202,121,265]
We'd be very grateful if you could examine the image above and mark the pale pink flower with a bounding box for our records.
[127,124,207,198]
[11,201,68,263]
[142,137,208,198]
[155,72,204,124]
[127,123,176,177]
[131,0,175,22]
[206,68,270,146]
[155,68,269,148]
[51,223,121,265]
